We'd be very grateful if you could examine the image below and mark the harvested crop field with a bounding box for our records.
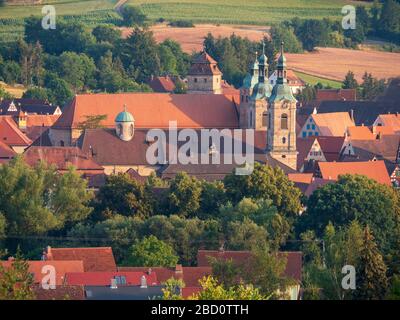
[286,47,400,82]
[121,24,268,53]
[122,24,400,81]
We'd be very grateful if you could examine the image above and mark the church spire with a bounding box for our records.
[258,41,268,83]
[277,41,287,85]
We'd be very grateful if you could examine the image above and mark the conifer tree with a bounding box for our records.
[354,226,388,300]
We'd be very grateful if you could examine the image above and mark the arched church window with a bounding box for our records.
[130,124,134,136]
[282,137,286,144]
[281,114,288,130]
[118,123,123,136]
[249,111,253,128]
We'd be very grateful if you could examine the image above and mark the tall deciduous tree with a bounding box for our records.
[124,235,179,267]
[0,157,92,236]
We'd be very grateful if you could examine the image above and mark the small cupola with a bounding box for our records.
[115,104,135,142]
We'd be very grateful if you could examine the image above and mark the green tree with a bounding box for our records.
[303,174,400,253]
[45,74,74,106]
[379,0,400,40]
[124,235,179,267]
[162,278,185,300]
[198,180,226,219]
[0,157,93,236]
[270,24,302,53]
[296,19,330,51]
[93,173,153,220]
[57,52,96,92]
[0,212,6,239]
[209,257,240,288]
[224,163,302,216]
[22,87,49,101]
[354,226,388,300]
[191,276,268,300]
[92,25,122,44]
[167,172,202,217]
[0,250,35,300]
[118,28,161,83]
[342,71,358,89]
[360,72,386,100]
[121,6,147,27]
[242,246,294,298]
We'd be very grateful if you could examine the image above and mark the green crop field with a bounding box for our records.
[294,71,343,89]
[0,0,371,42]
[130,0,369,25]
[0,0,120,42]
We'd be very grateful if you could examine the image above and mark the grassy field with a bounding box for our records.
[0,0,120,41]
[130,0,369,25]
[294,71,343,88]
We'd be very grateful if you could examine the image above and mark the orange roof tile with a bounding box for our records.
[318,160,391,185]
[189,51,221,76]
[0,139,16,159]
[348,126,375,140]
[1,260,84,285]
[26,114,60,127]
[288,173,314,184]
[53,93,239,129]
[46,247,117,272]
[0,116,32,146]
[148,76,176,93]
[375,114,400,132]
[311,112,355,136]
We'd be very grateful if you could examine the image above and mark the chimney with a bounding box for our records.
[140,275,148,288]
[110,278,118,289]
[175,264,183,274]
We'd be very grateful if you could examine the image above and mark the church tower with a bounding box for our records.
[187,50,222,94]
[239,43,272,129]
[267,42,298,170]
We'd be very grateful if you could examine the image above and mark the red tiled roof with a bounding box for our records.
[53,93,238,129]
[288,173,314,184]
[23,146,104,174]
[197,250,302,282]
[1,260,84,285]
[117,266,212,288]
[148,76,176,93]
[33,284,85,300]
[188,52,221,76]
[318,160,391,185]
[0,139,16,159]
[0,116,32,146]
[316,89,356,101]
[64,272,158,286]
[316,136,345,161]
[46,247,117,272]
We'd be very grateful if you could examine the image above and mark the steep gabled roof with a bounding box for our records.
[0,116,32,146]
[0,140,16,159]
[53,93,238,129]
[45,247,117,272]
[318,160,391,185]
[316,136,345,161]
[188,51,221,76]
[311,112,355,136]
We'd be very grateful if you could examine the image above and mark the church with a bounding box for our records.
[41,42,298,179]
